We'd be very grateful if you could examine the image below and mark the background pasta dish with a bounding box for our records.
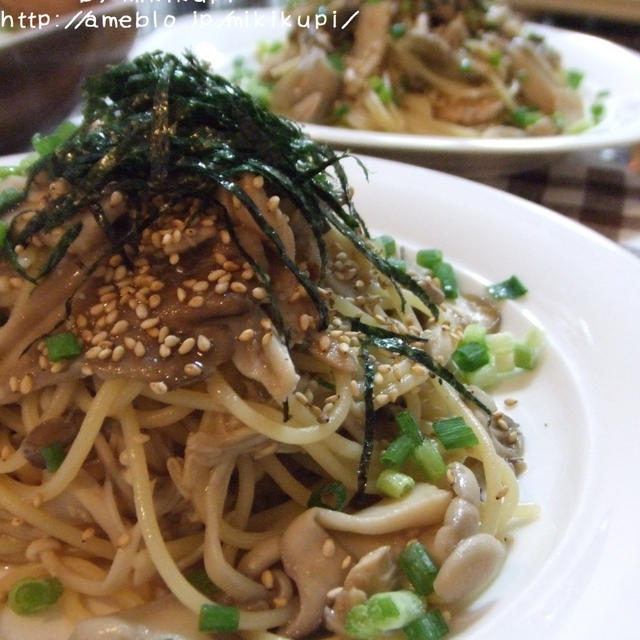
[0,53,539,639]
[256,0,590,137]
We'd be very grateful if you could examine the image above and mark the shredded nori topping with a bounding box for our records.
[0,51,438,327]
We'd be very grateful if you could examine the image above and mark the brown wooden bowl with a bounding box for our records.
[0,2,138,155]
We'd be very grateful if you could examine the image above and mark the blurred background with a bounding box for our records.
[0,0,638,155]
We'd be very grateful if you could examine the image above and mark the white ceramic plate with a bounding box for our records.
[131,8,640,175]
[1,150,639,638]
[346,155,640,638]
[510,0,640,24]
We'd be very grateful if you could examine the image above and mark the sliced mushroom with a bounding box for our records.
[315,483,451,535]
[325,545,399,636]
[280,509,351,638]
[433,533,506,603]
[20,412,82,468]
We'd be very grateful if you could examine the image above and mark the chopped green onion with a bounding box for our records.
[452,341,490,372]
[187,567,218,597]
[0,165,22,179]
[487,275,528,299]
[45,332,82,362]
[0,220,7,248]
[416,249,442,270]
[370,75,394,105]
[399,541,439,596]
[368,591,425,631]
[390,22,407,39]
[375,234,397,257]
[514,327,543,370]
[347,591,426,640]
[308,481,347,511]
[327,52,345,72]
[511,106,542,128]
[332,103,350,121]
[590,102,605,123]
[395,411,423,446]
[256,40,283,57]
[485,332,515,373]
[0,187,23,211]
[526,31,545,43]
[459,57,473,73]
[403,609,450,640]
[41,443,66,472]
[198,604,239,633]
[31,121,77,157]
[552,111,566,131]
[381,434,415,468]
[462,323,486,343]
[412,439,446,482]
[431,261,458,299]
[433,417,479,450]
[8,577,63,615]
[466,362,499,389]
[566,69,584,90]
[345,603,377,639]
[376,468,415,498]
[488,50,502,66]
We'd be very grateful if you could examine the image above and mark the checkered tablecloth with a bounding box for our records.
[479,149,640,258]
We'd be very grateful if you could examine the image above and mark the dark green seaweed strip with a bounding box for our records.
[350,319,492,416]
[356,344,377,496]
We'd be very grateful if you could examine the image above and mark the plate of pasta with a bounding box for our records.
[0,52,639,640]
[131,2,640,175]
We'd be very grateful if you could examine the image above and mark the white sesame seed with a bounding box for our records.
[159,344,172,358]
[197,335,211,352]
[177,287,187,302]
[112,345,125,362]
[252,287,267,300]
[267,195,280,212]
[149,381,168,394]
[252,175,264,189]
[193,280,209,293]
[178,337,195,355]
[214,282,229,295]
[19,375,33,394]
[238,329,255,342]
[207,269,226,282]
[220,230,231,245]
[134,341,146,358]
[299,314,313,331]
[164,335,180,348]
[135,304,149,320]
[230,282,247,293]
[111,320,130,336]
[91,331,108,346]
[188,296,204,308]
[140,317,159,330]
[86,346,101,359]
[148,294,161,309]
[169,253,180,265]
[184,363,202,377]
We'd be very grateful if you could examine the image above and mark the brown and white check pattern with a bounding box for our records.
[480,150,640,258]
